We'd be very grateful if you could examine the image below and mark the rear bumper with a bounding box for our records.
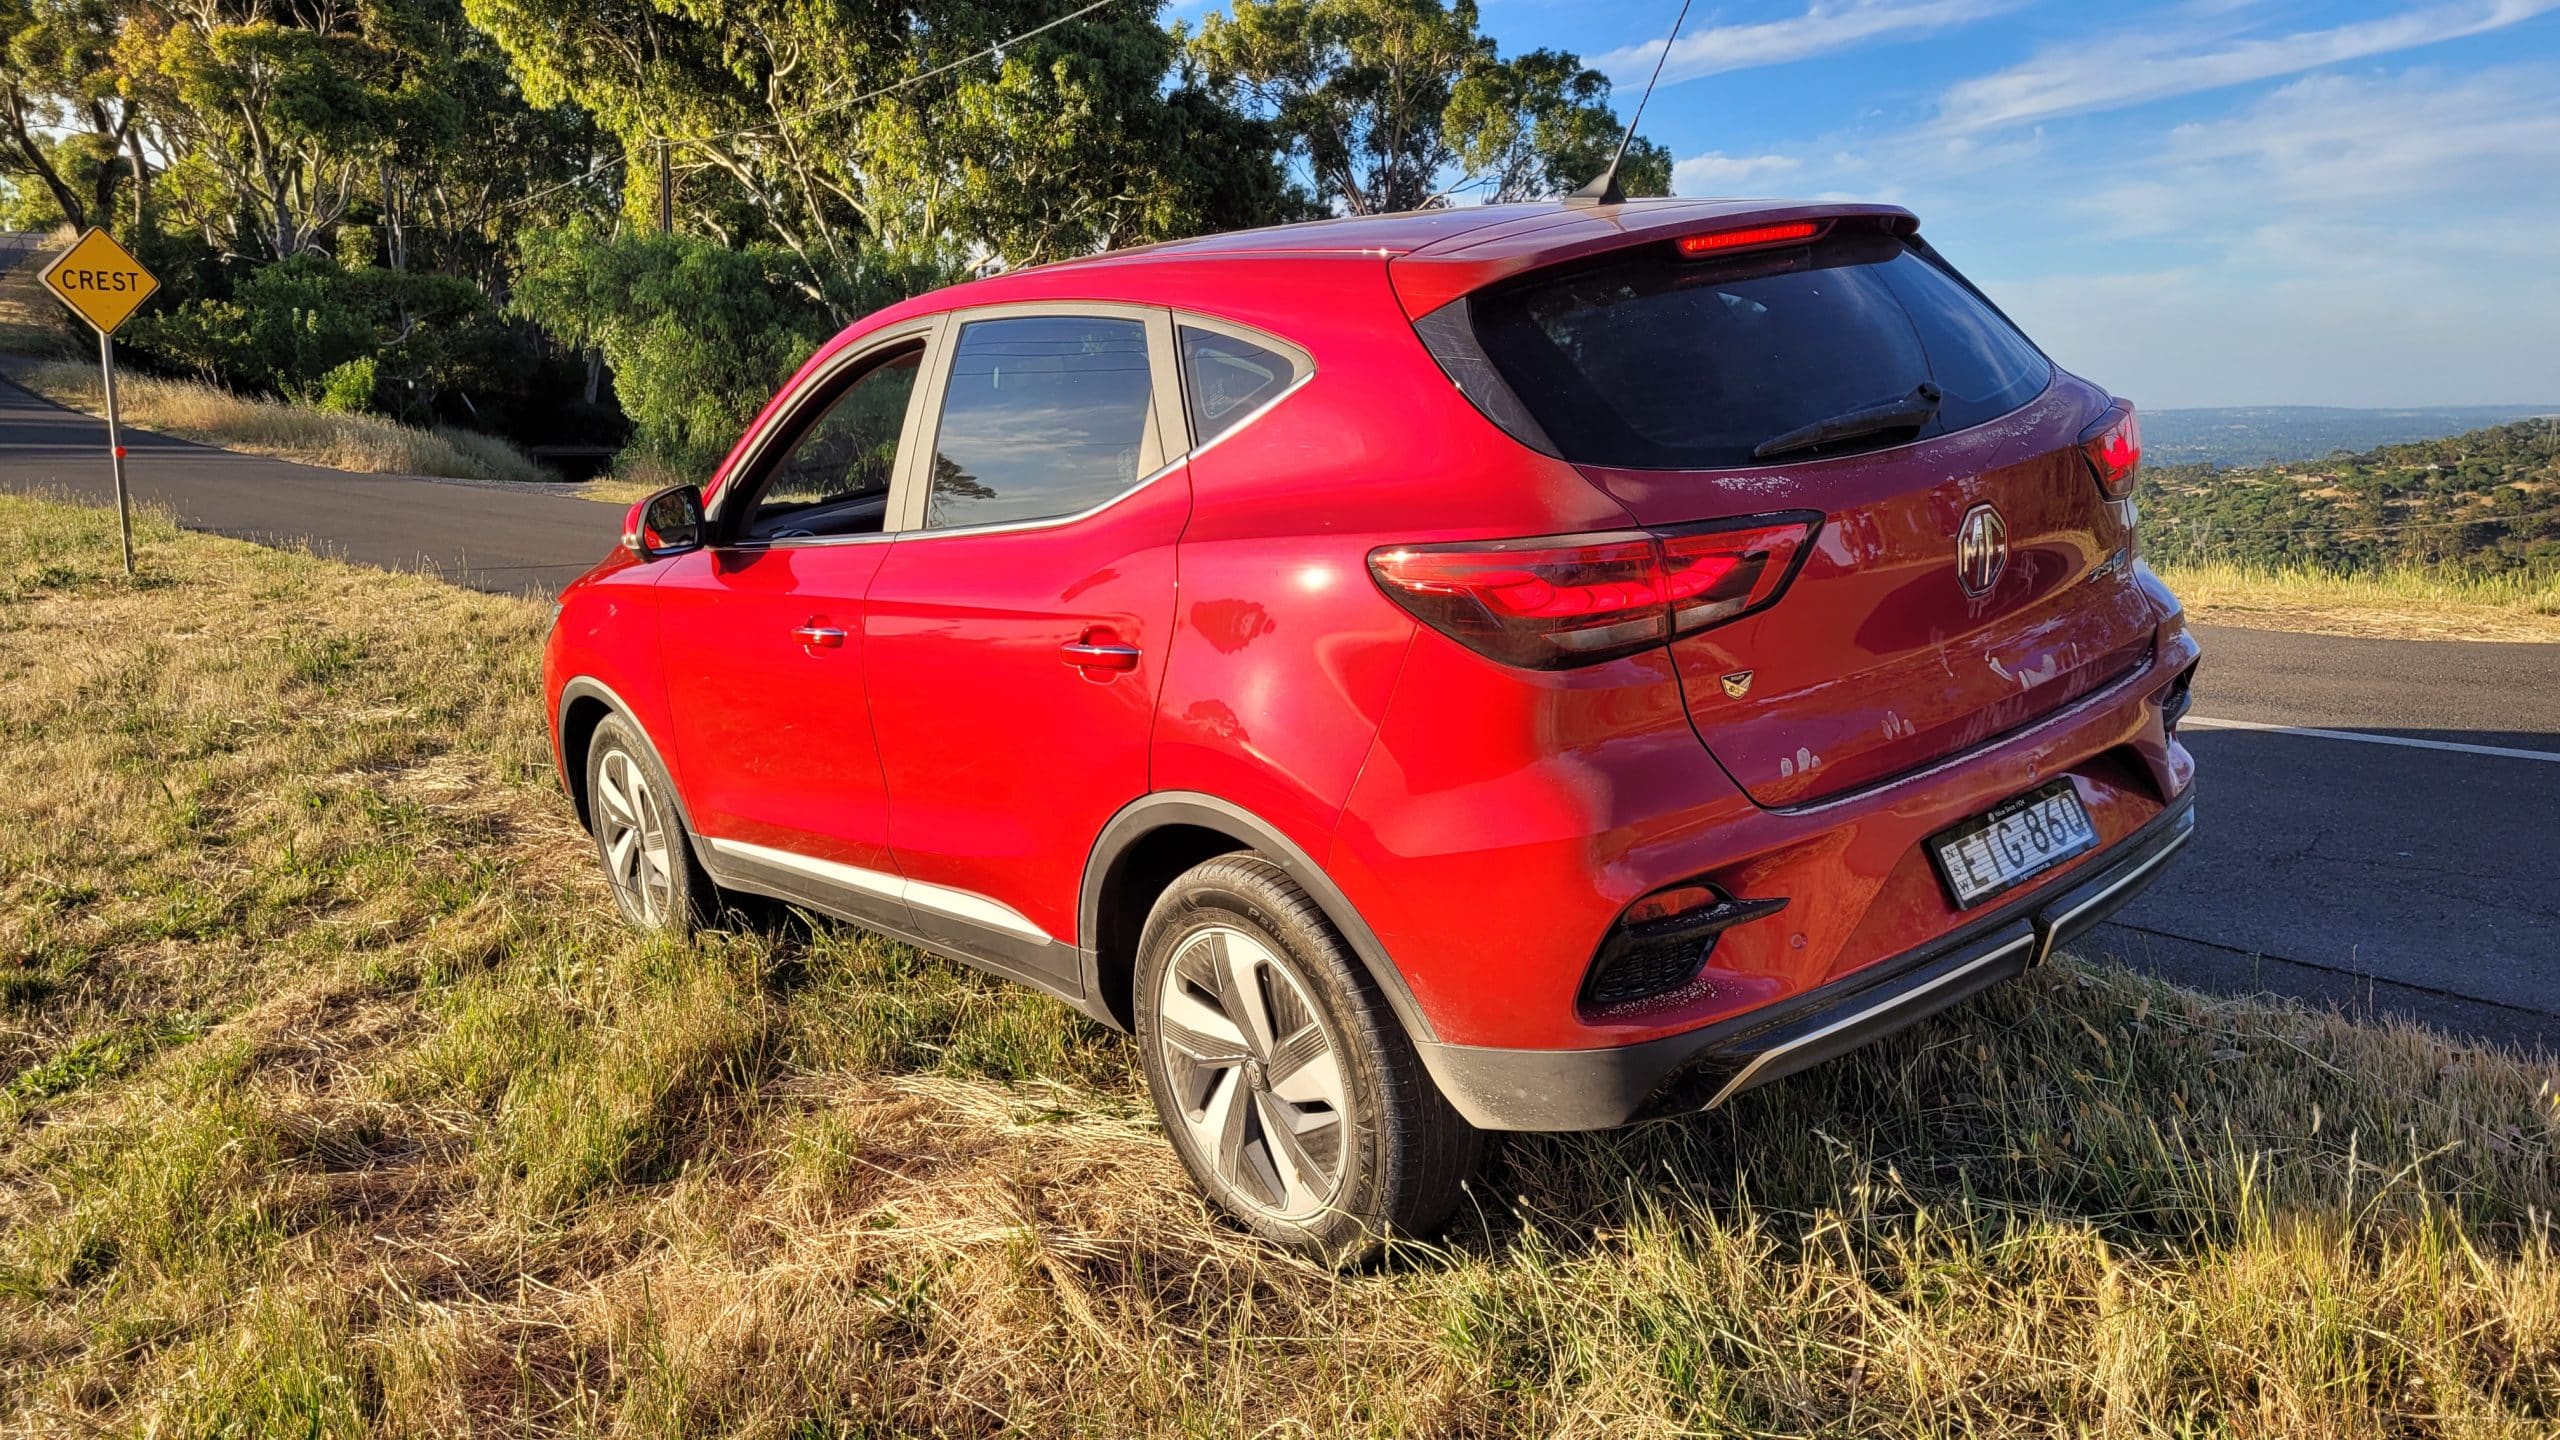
[1415,787,2195,1131]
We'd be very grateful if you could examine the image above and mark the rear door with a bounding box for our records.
[863,304,1190,979]
[1447,225,2157,806]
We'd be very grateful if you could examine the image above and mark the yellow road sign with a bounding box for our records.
[40,228,159,336]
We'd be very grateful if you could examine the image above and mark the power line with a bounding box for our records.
[671,0,1128,152]
[481,0,1129,225]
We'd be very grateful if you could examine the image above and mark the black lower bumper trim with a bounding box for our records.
[1416,789,2197,1131]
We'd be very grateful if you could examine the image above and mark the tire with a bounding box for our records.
[583,713,711,934]
[1134,853,1482,1264]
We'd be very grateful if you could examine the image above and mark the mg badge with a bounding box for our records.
[1720,670,1754,699]
[1956,503,2008,598]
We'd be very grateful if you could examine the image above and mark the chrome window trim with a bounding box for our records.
[892,454,1190,544]
[704,317,943,530]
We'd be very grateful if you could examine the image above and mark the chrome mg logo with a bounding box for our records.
[1956,503,2008,597]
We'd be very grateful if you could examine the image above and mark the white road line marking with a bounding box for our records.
[2181,715,2560,764]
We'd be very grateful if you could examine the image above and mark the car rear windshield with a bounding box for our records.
[1462,232,2051,470]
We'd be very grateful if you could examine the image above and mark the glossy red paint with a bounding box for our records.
[544,196,2198,1113]
[863,471,1191,952]
[655,541,901,875]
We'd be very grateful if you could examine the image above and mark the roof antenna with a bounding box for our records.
[1564,0,1693,208]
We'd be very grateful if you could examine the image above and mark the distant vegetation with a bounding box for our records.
[0,0,1669,480]
[2142,405,2559,467]
[2142,417,2560,580]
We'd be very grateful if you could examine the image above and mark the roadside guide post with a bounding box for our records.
[37,228,160,575]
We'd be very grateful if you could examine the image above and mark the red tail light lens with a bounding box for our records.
[1369,513,1821,670]
[1675,220,1827,258]
[2080,401,2141,499]
[1660,518,1819,635]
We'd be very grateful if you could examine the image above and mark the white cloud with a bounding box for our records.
[2084,68,2560,238]
[1671,151,1804,193]
[1938,0,2560,132]
[1597,0,2014,88]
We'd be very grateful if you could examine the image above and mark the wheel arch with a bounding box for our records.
[1078,793,1436,1045]
[554,677,701,841]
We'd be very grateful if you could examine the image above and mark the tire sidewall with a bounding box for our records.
[1134,864,1392,1259]
[584,714,701,934]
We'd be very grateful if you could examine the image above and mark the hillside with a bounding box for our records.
[2141,416,2560,576]
[2141,405,2560,467]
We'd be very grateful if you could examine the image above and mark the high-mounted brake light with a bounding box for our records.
[1368,514,1821,670]
[2080,401,2141,499]
[1675,220,1826,258]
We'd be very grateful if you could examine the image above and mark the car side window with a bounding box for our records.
[926,315,1153,530]
[737,347,921,543]
[1179,326,1296,446]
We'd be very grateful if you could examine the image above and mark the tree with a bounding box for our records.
[1187,0,1667,215]
[511,221,952,470]
[0,0,133,230]
[467,0,1300,301]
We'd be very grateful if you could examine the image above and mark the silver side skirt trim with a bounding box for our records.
[1702,933,2035,1111]
[701,836,1053,942]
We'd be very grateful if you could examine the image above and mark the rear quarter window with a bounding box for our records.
[1460,233,2051,470]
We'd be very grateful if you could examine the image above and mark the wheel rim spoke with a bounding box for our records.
[1157,924,1347,1221]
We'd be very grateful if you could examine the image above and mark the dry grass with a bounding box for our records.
[1,490,2555,1436]
[6,359,557,486]
[2155,560,2560,643]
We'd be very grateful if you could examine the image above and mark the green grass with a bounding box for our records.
[0,492,2554,1435]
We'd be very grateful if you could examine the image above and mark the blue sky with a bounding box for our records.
[1214,0,2560,408]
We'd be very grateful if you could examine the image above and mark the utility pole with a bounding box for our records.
[656,138,673,235]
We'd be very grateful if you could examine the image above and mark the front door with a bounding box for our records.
[657,328,937,901]
[864,306,1191,981]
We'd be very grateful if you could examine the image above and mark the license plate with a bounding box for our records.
[1930,782,2098,908]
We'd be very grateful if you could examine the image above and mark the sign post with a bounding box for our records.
[38,228,160,575]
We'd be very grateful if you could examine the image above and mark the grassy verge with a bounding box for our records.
[5,358,558,486]
[2154,560,2560,643]
[2,491,2554,1435]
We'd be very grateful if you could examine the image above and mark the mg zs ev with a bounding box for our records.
[544,199,2200,1261]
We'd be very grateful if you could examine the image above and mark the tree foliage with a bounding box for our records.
[1187,0,1666,213]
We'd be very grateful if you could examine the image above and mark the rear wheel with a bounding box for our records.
[1135,854,1481,1263]
[584,714,709,934]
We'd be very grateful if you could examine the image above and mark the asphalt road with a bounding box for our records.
[0,371,615,593]
[2,369,2554,1055]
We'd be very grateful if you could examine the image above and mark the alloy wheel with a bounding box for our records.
[1154,925,1349,1219]
[595,746,677,925]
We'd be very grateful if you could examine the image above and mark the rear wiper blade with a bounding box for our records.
[1753,382,1942,460]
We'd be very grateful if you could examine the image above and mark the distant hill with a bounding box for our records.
[2141,406,2559,467]
[2141,417,2560,577]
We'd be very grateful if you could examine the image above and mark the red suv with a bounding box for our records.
[545,199,2199,1260]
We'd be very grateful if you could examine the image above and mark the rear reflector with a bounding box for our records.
[1369,513,1821,670]
[2080,400,2141,499]
[1675,220,1826,258]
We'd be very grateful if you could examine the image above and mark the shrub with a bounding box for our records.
[314,356,377,415]
[511,222,955,474]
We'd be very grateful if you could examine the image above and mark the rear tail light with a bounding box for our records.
[2080,401,2141,499]
[1368,513,1821,670]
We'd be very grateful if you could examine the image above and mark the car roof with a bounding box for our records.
[933,196,1920,317]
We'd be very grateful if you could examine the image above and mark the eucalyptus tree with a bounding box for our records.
[1187,0,1669,215]
[466,0,1297,303]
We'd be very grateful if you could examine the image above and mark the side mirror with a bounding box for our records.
[622,484,706,560]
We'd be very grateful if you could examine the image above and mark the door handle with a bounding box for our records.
[792,624,848,650]
[1060,638,1141,672]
